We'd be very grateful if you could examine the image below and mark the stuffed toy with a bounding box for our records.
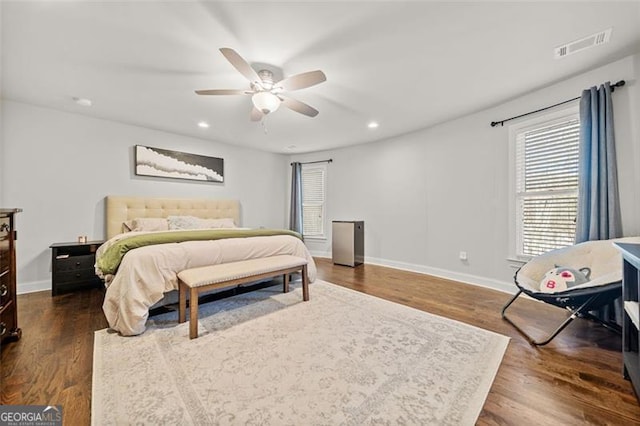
[539,266,591,293]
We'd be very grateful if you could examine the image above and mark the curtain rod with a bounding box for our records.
[290,159,333,166]
[490,80,626,127]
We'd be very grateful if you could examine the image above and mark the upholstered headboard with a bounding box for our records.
[105,196,240,239]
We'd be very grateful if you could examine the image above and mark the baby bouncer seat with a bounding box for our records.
[501,237,640,346]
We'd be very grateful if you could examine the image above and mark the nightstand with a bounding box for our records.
[50,240,105,296]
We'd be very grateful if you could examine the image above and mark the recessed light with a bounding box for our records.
[197,121,210,129]
[73,97,92,107]
[367,121,379,129]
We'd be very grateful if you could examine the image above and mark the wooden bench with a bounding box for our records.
[178,255,309,339]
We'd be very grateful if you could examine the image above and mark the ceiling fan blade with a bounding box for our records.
[280,95,319,118]
[219,47,261,84]
[250,107,264,122]
[275,70,326,91]
[195,89,251,96]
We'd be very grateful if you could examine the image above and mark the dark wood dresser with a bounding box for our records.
[0,208,22,344]
[50,241,104,296]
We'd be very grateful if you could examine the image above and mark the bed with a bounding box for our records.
[98,195,317,336]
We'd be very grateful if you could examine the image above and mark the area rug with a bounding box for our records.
[92,280,509,425]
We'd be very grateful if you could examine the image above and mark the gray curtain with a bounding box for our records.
[289,162,303,234]
[575,82,622,325]
[575,82,622,244]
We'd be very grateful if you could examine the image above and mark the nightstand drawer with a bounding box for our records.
[55,268,100,285]
[55,254,96,272]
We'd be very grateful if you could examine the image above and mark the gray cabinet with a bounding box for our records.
[615,242,640,403]
[332,221,364,267]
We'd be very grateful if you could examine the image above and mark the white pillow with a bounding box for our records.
[168,215,236,230]
[168,215,201,230]
[131,218,169,232]
[202,218,236,229]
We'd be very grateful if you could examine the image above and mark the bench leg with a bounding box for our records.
[283,273,289,293]
[189,287,199,339]
[178,280,186,323]
[302,265,309,301]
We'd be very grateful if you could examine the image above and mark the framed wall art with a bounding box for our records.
[135,145,224,183]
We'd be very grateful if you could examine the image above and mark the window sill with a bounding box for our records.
[303,236,327,241]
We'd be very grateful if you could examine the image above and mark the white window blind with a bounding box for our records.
[515,116,579,257]
[301,165,326,237]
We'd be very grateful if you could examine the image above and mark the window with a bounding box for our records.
[511,108,579,258]
[301,164,327,238]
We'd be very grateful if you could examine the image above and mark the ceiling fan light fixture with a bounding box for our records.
[252,91,280,114]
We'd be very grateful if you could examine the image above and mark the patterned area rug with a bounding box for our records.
[92,280,509,425]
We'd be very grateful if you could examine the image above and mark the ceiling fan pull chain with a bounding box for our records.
[261,117,268,134]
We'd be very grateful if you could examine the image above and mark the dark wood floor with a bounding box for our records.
[2,258,639,425]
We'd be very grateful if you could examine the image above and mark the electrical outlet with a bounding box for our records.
[459,251,468,261]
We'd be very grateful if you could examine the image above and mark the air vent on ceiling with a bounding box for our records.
[554,28,612,59]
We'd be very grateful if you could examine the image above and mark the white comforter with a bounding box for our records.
[98,233,317,336]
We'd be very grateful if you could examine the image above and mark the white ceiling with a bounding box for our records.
[2,1,640,154]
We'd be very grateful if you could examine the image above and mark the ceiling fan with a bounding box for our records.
[195,48,326,121]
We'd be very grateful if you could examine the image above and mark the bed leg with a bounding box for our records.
[283,273,289,293]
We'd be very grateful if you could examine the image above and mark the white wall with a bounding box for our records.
[3,101,288,293]
[292,53,640,293]
[0,1,4,204]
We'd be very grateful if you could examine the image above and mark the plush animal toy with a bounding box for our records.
[539,266,591,293]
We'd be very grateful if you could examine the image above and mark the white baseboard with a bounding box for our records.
[309,251,514,294]
[17,279,51,295]
[310,251,331,259]
[19,255,514,296]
